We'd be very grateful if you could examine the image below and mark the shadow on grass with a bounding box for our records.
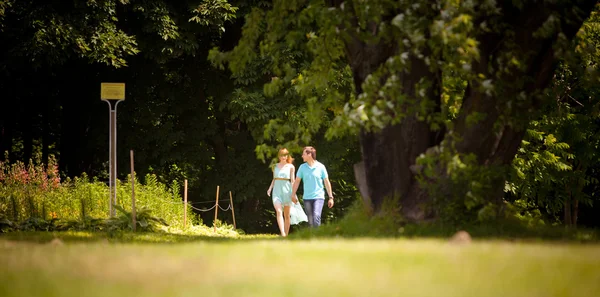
[289,221,600,243]
[2,222,598,245]
[287,203,600,243]
[0,230,280,244]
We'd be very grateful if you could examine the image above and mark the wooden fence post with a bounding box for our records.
[130,150,136,232]
[184,179,188,229]
[214,185,220,232]
[229,191,236,229]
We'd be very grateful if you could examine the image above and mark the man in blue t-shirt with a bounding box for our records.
[291,146,334,227]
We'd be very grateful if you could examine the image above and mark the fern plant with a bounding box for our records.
[106,205,169,232]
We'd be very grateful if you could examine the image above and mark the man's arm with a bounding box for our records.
[325,178,334,208]
[324,178,333,198]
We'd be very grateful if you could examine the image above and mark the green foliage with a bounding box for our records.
[190,0,238,32]
[0,155,198,229]
[54,216,107,232]
[0,212,243,235]
[506,9,600,225]
[1,0,138,67]
[210,0,512,147]
[508,199,547,228]
[15,217,59,232]
[1,0,598,234]
[118,173,198,229]
[0,0,362,235]
[414,148,508,224]
[0,213,15,232]
[212,0,599,227]
[0,0,240,67]
[209,0,355,157]
[107,205,168,232]
[292,196,599,242]
[204,1,362,234]
[293,196,404,239]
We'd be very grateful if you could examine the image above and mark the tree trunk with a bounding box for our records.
[340,2,444,220]
[564,189,573,226]
[564,195,580,227]
[573,198,579,227]
[357,96,443,220]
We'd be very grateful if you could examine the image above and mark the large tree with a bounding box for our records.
[213,0,599,222]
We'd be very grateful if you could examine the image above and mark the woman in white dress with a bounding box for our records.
[267,148,306,236]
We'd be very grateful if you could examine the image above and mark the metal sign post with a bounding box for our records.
[101,83,125,217]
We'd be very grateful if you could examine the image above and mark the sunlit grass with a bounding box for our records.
[1,232,599,297]
[1,204,599,297]
[0,228,275,244]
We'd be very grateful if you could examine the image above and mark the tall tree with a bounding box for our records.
[213,0,599,222]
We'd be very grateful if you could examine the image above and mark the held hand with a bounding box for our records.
[328,198,334,208]
[292,195,298,203]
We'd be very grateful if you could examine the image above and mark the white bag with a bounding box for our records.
[289,201,308,225]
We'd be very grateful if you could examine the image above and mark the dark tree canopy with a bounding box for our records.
[214,0,599,223]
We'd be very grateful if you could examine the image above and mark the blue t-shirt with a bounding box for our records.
[296,161,328,200]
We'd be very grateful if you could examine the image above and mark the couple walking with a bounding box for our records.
[267,146,334,237]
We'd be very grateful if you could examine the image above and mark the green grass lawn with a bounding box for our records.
[1,231,599,297]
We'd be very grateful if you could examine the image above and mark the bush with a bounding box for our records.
[0,154,197,230]
[107,205,169,232]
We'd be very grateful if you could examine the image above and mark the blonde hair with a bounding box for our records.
[278,148,294,164]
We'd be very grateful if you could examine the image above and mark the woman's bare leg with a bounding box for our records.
[274,203,285,236]
[284,205,291,236]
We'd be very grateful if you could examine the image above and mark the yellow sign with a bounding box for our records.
[101,83,125,100]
